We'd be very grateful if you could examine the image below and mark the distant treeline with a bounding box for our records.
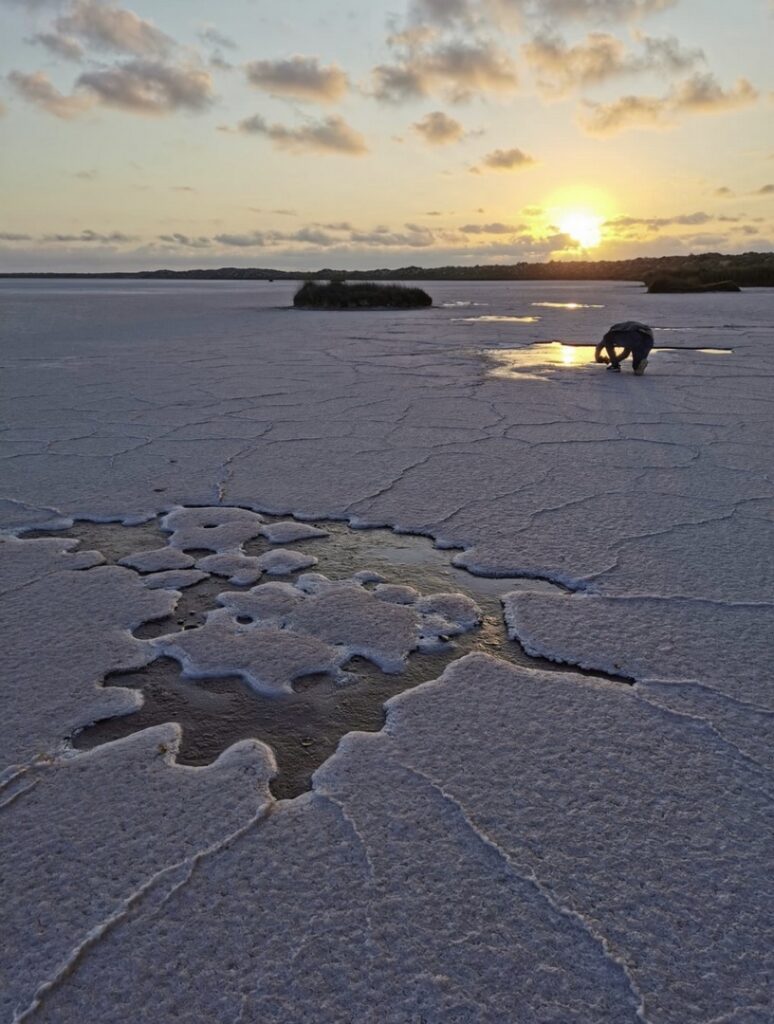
[2,251,773,287]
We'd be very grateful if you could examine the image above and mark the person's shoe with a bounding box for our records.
[633,357,648,376]
[606,363,621,372]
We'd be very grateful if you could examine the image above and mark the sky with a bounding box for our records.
[0,0,772,271]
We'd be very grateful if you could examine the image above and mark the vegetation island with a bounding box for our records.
[293,280,432,309]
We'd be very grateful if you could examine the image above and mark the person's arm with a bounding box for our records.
[594,341,609,364]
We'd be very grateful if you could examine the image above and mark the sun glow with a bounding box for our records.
[558,210,603,249]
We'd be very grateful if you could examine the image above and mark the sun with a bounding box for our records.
[558,210,603,249]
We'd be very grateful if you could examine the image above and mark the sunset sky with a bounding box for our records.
[1,0,772,271]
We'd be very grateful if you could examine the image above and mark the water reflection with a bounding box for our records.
[453,315,541,324]
[485,342,592,379]
[532,302,605,309]
[485,342,733,379]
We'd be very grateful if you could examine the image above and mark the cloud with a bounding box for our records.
[411,110,465,144]
[348,228,435,247]
[371,64,427,103]
[714,186,733,197]
[504,0,677,22]
[605,211,741,232]
[7,69,92,118]
[213,231,267,247]
[372,38,518,103]
[523,31,702,95]
[235,113,367,154]
[581,72,758,134]
[459,221,527,233]
[474,146,536,171]
[158,233,211,248]
[42,229,137,242]
[29,31,85,61]
[244,56,348,103]
[0,232,32,241]
[409,0,473,27]
[755,184,774,195]
[671,73,757,112]
[55,0,173,58]
[401,0,676,31]
[77,60,214,114]
[197,26,236,50]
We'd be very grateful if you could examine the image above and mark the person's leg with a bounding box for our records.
[632,338,653,375]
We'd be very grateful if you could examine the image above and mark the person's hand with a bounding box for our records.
[596,353,609,364]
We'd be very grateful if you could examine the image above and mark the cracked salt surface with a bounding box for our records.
[2,279,773,1023]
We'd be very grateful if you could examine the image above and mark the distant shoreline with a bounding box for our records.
[1,251,772,286]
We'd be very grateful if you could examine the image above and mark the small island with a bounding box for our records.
[294,280,433,309]
[646,276,741,294]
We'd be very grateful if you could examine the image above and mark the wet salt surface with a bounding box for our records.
[485,340,734,378]
[22,515,631,798]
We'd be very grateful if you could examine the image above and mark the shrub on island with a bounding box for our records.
[646,276,741,294]
[294,280,433,309]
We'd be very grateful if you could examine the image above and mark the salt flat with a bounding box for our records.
[1,279,773,1023]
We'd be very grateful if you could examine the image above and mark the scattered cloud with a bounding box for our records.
[55,0,173,58]
[473,146,536,172]
[0,217,595,266]
[245,56,348,104]
[77,60,214,114]
[605,211,741,232]
[714,186,733,197]
[581,72,758,134]
[158,233,211,248]
[212,230,268,248]
[755,184,774,195]
[459,221,527,233]
[7,69,92,118]
[401,0,677,30]
[42,229,137,243]
[372,38,518,103]
[523,31,702,96]
[197,26,236,51]
[371,64,426,103]
[29,31,85,61]
[235,113,367,154]
[411,110,465,144]
[510,0,678,23]
[670,72,757,113]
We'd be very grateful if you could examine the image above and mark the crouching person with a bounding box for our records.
[595,321,654,375]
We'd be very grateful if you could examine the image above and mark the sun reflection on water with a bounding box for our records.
[532,302,605,310]
[485,342,593,380]
[452,315,541,324]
